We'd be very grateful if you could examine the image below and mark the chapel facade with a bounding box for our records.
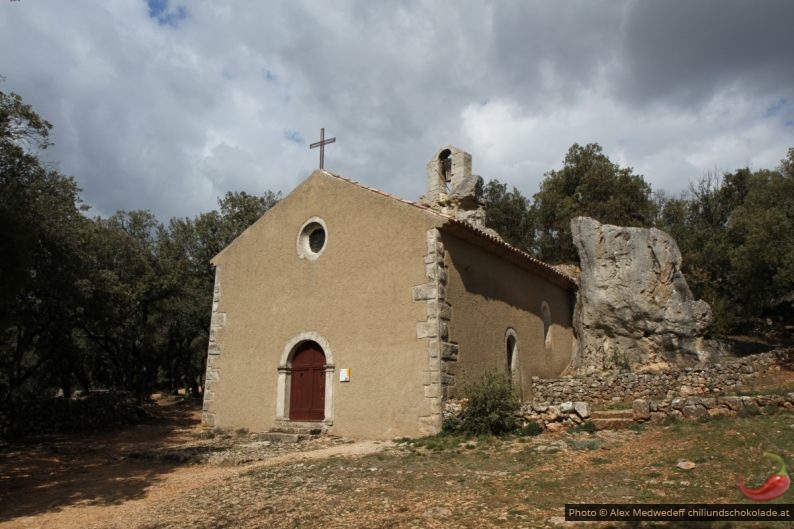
[201,146,577,439]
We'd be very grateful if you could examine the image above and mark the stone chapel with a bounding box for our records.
[201,146,577,439]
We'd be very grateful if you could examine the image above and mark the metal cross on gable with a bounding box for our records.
[309,128,336,169]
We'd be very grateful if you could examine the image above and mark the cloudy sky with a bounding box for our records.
[2,0,793,221]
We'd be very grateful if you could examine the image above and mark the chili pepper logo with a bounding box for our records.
[738,452,790,502]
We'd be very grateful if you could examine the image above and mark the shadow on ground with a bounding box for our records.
[0,398,202,522]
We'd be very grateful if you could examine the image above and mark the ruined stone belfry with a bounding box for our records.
[420,146,499,238]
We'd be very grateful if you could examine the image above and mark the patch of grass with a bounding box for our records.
[762,403,780,415]
[569,421,597,434]
[738,404,761,417]
[723,376,794,397]
[566,438,602,451]
[660,414,681,426]
[397,432,463,452]
[512,421,541,437]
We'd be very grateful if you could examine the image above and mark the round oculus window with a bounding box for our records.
[308,227,325,253]
[297,218,328,260]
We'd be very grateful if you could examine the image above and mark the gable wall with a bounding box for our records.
[442,233,575,399]
[207,173,442,439]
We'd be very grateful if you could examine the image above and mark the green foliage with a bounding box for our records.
[0,89,281,434]
[3,391,147,439]
[483,180,534,251]
[570,421,597,434]
[656,154,794,335]
[1,90,92,420]
[532,143,655,263]
[455,370,521,436]
[514,421,541,437]
[566,438,602,450]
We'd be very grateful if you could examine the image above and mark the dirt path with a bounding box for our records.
[0,399,389,529]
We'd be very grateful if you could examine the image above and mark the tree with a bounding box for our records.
[154,190,281,396]
[1,90,91,421]
[656,151,794,334]
[482,180,534,252]
[0,89,52,152]
[0,88,285,433]
[727,166,793,324]
[532,143,655,263]
[77,211,171,401]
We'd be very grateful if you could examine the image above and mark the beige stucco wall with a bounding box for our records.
[207,171,442,439]
[442,233,575,400]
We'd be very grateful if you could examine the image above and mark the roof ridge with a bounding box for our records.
[319,170,576,287]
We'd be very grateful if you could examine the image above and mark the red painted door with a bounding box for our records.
[289,343,326,421]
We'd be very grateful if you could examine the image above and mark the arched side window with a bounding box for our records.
[504,328,519,375]
[505,328,522,399]
[541,301,552,350]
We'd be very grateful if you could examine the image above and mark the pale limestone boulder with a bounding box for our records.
[571,217,712,373]
[632,399,651,422]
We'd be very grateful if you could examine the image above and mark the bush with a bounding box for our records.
[2,391,149,439]
[455,371,521,436]
[514,421,542,437]
[570,421,597,434]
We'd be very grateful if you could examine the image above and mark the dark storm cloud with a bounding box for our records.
[485,2,625,104]
[1,0,791,221]
[618,0,794,107]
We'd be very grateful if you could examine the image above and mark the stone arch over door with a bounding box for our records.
[276,332,335,425]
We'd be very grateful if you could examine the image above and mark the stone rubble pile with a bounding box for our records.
[518,401,592,432]
[442,399,592,433]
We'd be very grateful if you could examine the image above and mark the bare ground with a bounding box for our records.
[0,398,393,529]
[1,370,793,529]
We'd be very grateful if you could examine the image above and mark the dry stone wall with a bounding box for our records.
[633,393,794,423]
[443,391,794,434]
[531,351,784,404]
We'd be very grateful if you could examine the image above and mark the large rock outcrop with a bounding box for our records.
[571,217,712,373]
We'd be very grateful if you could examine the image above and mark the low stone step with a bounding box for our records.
[259,432,313,443]
[591,418,635,431]
[270,427,323,435]
[268,420,325,439]
[269,426,323,435]
[590,409,634,419]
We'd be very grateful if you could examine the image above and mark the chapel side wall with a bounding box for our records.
[442,234,575,399]
[206,173,440,439]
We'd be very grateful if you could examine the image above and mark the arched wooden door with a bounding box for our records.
[289,342,326,421]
